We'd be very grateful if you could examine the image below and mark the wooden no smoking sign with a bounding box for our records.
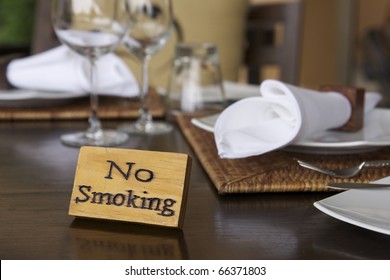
[69,147,192,228]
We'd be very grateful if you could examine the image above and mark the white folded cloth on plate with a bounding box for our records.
[6,45,138,97]
[214,79,382,159]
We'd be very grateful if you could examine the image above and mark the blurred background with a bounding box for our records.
[1,0,389,104]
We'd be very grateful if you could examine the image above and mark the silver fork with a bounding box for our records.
[297,159,390,178]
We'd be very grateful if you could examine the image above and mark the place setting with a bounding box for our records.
[171,72,390,235]
[0,28,141,112]
[0,44,164,120]
[0,49,156,120]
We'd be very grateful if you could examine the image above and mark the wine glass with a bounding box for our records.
[52,0,130,147]
[118,0,173,134]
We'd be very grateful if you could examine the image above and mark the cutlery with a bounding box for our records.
[297,159,390,178]
[327,182,390,190]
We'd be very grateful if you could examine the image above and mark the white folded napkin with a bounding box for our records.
[214,79,382,159]
[6,45,138,97]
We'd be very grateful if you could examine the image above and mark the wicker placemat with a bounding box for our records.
[177,115,390,194]
[0,91,164,120]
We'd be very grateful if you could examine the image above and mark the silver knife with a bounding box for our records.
[327,182,390,190]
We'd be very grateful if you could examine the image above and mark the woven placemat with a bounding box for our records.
[177,115,390,194]
[0,91,164,120]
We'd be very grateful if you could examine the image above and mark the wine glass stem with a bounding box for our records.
[87,57,103,139]
[137,55,152,126]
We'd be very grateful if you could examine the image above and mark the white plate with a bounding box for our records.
[192,108,390,154]
[314,177,390,235]
[294,108,390,147]
[0,89,87,107]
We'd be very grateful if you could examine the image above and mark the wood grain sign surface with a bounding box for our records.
[69,147,192,228]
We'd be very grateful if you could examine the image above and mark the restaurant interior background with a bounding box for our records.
[0,0,389,104]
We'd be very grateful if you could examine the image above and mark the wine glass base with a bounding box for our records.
[61,129,128,147]
[118,121,173,135]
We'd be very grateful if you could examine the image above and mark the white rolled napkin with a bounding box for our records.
[214,79,382,159]
[6,45,138,97]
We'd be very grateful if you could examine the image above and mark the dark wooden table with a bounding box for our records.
[1,120,390,260]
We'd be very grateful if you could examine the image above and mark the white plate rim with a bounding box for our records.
[0,89,87,100]
[314,200,390,235]
[314,177,390,235]
[292,108,390,148]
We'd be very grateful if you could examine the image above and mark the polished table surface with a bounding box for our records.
[1,120,390,260]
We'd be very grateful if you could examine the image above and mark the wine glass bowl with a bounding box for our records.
[119,0,173,134]
[124,12,171,58]
[52,0,130,147]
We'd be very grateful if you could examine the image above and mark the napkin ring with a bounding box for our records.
[319,85,365,132]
